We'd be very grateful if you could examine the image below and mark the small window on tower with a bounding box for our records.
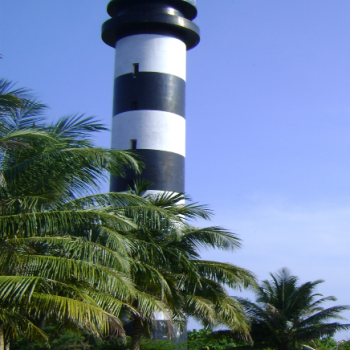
[133,63,139,75]
[131,139,137,150]
[131,100,138,110]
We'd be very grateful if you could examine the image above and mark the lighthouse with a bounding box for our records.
[101,0,200,195]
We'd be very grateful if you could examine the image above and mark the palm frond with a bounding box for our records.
[195,261,256,290]
[180,226,242,251]
[299,306,350,326]
[4,254,135,297]
[5,235,130,271]
[29,292,124,337]
[0,209,137,237]
[148,192,213,220]
[185,295,216,325]
[59,192,148,210]
[4,99,47,130]
[49,114,107,141]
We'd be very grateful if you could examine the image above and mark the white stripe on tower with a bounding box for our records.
[114,34,186,81]
[111,110,186,157]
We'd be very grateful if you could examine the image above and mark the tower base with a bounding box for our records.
[152,320,187,349]
[124,320,187,350]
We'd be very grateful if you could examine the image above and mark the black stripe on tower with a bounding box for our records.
[110,150,184,193]
[113,72,185,117]
[107,0,198,20]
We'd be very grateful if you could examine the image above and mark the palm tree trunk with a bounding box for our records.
[130,315,143,350]
[0,326,5,350]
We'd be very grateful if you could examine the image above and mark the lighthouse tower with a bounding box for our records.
[102,0,200,194]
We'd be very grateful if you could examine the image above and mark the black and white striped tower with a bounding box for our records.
[102,0,200,195]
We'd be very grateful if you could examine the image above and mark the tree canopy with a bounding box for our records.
[0,78,154,347]
[236,268,350,350]
[0,79,257,350]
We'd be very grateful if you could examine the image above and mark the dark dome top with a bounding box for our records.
[107,0,198,20]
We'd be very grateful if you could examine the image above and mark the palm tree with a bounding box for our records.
[0,80,164,348]
[116,187,257,350]
[0,79,257,350]
[236,268,350,350]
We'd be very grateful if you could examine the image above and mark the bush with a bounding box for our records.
[187,329,247,350]
[11,327,181,350]
[314,337,338,350]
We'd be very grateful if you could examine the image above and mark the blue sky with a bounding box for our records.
[2,0,350,339]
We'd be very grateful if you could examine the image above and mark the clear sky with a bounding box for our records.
[2,0,350,339]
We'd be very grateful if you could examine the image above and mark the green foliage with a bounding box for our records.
[11,327,179,350]
[188,329,248,350]
[12,326,88,350]
[139,338,177,350]
[338,340,350,350]
[314,337,338,350]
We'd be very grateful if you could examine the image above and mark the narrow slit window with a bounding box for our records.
[131,100,138,110]
[131,139,137,150]
[133,63,139,75]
